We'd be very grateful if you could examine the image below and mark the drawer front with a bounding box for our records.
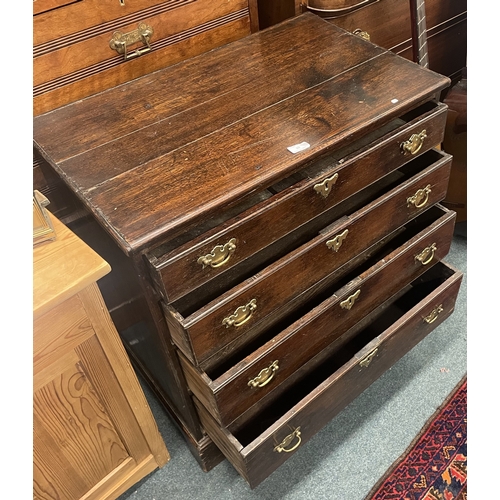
[195,262,463,488]
[34,0,253,114]
[165,149,452,365]
[183,206,456,426]
[148,102,448,303]
[34,0,178,43]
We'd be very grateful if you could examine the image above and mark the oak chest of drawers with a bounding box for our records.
[33,13,463,488]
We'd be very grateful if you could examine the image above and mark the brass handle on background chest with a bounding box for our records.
[197,238,236,269]
[407,184,431,209]
[326,228,348,252]
[359,347,378,368]
[109,23,153,61]
[353,29,371,41]
[401,130,427,155]
[248,360,279,388]
[423,304,443,324]
[222,299,257,328]
[415,243,437,266]
[340,289,361,310]
[273,427,302,453]
[314,172,339,198]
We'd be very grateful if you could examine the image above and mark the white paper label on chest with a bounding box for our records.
[287,142,311,154]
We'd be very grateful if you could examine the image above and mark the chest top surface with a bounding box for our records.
[33,12,450,255]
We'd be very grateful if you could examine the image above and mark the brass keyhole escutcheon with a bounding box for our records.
[415,243,437,266]
[423,304,444,324]
[340,289,361,310]
[273,427,302,453]
[326,228,348,252]
[401,129,427,155]
[359,348,378,368]
[197,238,236,269]
[222,299,257,328]
[248,360,279,388]
[407,184,431,209]
[314,172,339,198]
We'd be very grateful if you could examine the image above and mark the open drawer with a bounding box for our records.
[179,204,456,427]
[163,148,452,367]
[194,261,463,488]
[147,101,448,304]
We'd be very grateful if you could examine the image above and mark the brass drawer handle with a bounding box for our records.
[274,427,302,453]
[407,184,431,209]
[222,299,257,328]
[340,289,361,310]
[326,228,348,252]
[314,172,339,198]
[359,347,378,368]
[109,23,154,61]
[248,360,279,388]
[415,243,437,266]
[401,129,427,155]
[197,238,236,269]
[353,29,371,41]
[423,304,444,324]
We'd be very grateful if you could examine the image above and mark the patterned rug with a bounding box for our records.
[366,376,467,500]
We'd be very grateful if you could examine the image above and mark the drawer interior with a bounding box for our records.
[170,148,447,319]
[206,204,451,379]
[228,261,457,445]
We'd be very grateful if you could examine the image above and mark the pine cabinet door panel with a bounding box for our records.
[33,362,132,500]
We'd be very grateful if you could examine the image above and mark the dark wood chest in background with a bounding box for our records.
[258,0,466,86]
[33,13,463,488]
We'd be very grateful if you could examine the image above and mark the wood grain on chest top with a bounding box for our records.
[33,13,449,254]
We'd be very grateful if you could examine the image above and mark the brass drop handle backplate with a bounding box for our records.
[197,238,236,269]
[423,304,443,324]
[401,129,427,155]
[273,427,302,453]
[222,299,257,328]
[314,172,339,198]
[248,360,279,388]
[415,243,437,266]
[340,289,361,310]
[359,347,378,368]
[326,228,349,252]
[109,23,154,61]
[407,184,431,209]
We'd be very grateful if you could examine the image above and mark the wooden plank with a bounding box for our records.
[78,51,451,253]
[33,14,366,161]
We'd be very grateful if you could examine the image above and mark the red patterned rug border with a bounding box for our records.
[365,374,467,500]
